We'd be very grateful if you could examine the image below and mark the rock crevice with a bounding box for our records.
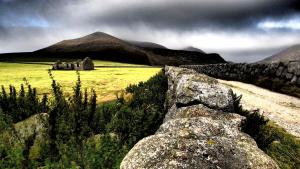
[120,66,279,169]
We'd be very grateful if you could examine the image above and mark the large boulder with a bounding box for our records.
[120,66,278,169]
[165,66,234,112]
[0,113,49,161]
[14,113,48,140]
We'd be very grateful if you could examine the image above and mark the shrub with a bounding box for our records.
[234,93,300,168]
[109,70,168,146]
[0,69,168,168]
[0,82,48,123]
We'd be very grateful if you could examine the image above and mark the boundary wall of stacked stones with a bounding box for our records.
[180,61,300,85]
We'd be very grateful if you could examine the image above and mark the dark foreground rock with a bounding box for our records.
[120,66,278,169]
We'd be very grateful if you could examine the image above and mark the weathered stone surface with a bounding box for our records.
[288,61,300,75]
[291,75,298,84]
[281,68,288,78]
[158,114,244,138]
[14,113,48,140]
[286,73,293,80]
[0,113,50,161]
[163,104,220,122]
[120,66,279,169]
[276,66,284,77]
[164,66,200,109]
[121,119,277,169]
[165,66,234,112]
[297,77,300,85]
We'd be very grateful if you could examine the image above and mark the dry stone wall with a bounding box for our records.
[180,61,300,85]
[120,66,279,169]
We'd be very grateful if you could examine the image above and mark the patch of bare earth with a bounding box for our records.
[218,79,300,138]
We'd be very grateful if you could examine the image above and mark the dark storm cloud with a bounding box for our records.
[82,0,300,31]
[0,0,300,62]
[0,0,77,27]
[1,0,299,31]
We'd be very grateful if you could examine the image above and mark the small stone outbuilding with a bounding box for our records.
[52,57,94,70]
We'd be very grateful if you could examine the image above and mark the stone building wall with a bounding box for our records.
[52,57,94,70]
[180,61,300,85]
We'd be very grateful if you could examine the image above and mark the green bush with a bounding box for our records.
[0,70,168,168]
[0,82,48,123]
[109,70,168,146]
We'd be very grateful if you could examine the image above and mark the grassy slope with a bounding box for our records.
[0,61,161,102]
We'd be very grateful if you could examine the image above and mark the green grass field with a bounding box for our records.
[0,61,161,102]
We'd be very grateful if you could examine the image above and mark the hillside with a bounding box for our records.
[0,32,226,66]
[259,44,300,63]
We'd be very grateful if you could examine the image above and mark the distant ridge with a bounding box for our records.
[126,40,167,49]
[259,44,300,63]
[182,46,205,53]
[2,32,226,66]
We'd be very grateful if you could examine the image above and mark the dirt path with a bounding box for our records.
[218,79,300,138]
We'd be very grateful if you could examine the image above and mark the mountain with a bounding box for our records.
[259,44,300,63]
[35,32,151,64]
[182,46,205,53]
[1,32,226,66]
[126,41,224,65]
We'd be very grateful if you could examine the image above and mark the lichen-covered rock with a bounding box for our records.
[0,113,49,161]
[120,66,279,169]
[121,133,277,169]
[164,104,225,123]
[164,66,200,109]
[14,113,48,141]
[165,66,234,112]
[288,61,300,75]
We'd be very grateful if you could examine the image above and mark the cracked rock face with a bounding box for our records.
[120,66,279,169]
[165,66,234,112]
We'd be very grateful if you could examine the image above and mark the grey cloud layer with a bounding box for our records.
[0,0,299,62]
[80,0,299,30]
[1,0,299,30]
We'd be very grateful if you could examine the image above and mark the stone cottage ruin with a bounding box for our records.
[52,57,94,70]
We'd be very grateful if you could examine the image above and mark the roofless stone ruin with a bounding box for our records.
[52,57,94,70]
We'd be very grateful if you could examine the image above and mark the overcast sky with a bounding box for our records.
[0,0,300,62]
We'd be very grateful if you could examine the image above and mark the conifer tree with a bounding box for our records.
[47,70,68,161]
[88,89,97,131]
[0,86,8,112]
[40,94,48,112]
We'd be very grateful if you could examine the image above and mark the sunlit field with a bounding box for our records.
[0,61,161,102]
